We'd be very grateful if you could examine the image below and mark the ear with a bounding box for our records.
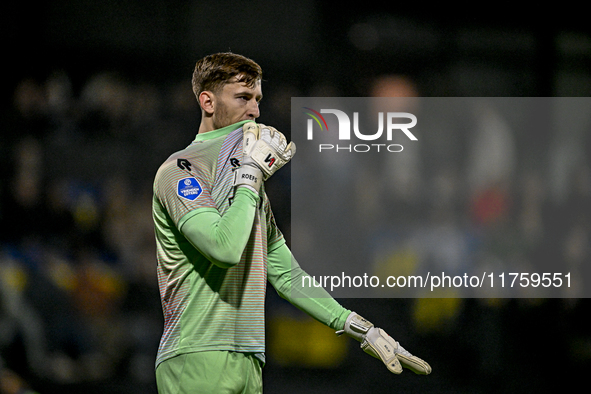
[199,91,215,115]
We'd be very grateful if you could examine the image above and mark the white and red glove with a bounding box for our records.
[233,122,296,192]
[337,312,432,375]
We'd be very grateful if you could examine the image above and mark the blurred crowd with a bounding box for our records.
[288,78,591,393]
[0,70,203,393]
[1,66,590,394]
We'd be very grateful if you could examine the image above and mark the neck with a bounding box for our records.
[198,115,215,134]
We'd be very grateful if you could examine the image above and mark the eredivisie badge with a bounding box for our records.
[177,177,202,201]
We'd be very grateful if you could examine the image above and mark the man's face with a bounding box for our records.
[210,77,262,129]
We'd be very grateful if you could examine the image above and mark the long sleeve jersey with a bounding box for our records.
[152,121,349,368]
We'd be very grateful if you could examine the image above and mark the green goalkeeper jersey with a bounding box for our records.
[153,120,349,368]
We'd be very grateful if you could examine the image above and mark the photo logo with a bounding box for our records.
[302,107,329,137]
[303,108,418,153]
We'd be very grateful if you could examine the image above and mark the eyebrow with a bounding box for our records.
[235,89,263,101]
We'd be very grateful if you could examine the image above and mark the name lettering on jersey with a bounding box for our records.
[177,177,202,201]
[230,158,240,168]
[177,158,192,171]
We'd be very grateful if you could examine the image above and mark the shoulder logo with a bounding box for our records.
[177,177,202,201]
[177,158,192,171]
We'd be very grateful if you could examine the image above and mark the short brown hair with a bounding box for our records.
[192,52,263,98]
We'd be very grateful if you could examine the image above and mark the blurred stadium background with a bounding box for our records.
[1,1,590,393]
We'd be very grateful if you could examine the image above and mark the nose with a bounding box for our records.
[247,100,260,119]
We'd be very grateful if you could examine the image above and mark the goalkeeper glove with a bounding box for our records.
[233,122,296,192]
[337,312,432,375]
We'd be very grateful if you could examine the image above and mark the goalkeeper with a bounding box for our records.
[153,52,431,393]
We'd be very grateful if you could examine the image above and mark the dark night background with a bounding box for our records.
[1,2,590,393]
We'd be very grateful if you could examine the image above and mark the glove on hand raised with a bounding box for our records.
[337,312,432,375]
[233,122,296,192]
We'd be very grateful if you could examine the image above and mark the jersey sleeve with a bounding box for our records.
[180,188,260,268]
[262,190,286,253]
[267,243,350,331]
[153,157,217,229]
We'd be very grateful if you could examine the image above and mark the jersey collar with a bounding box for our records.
[194,120,251,142]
